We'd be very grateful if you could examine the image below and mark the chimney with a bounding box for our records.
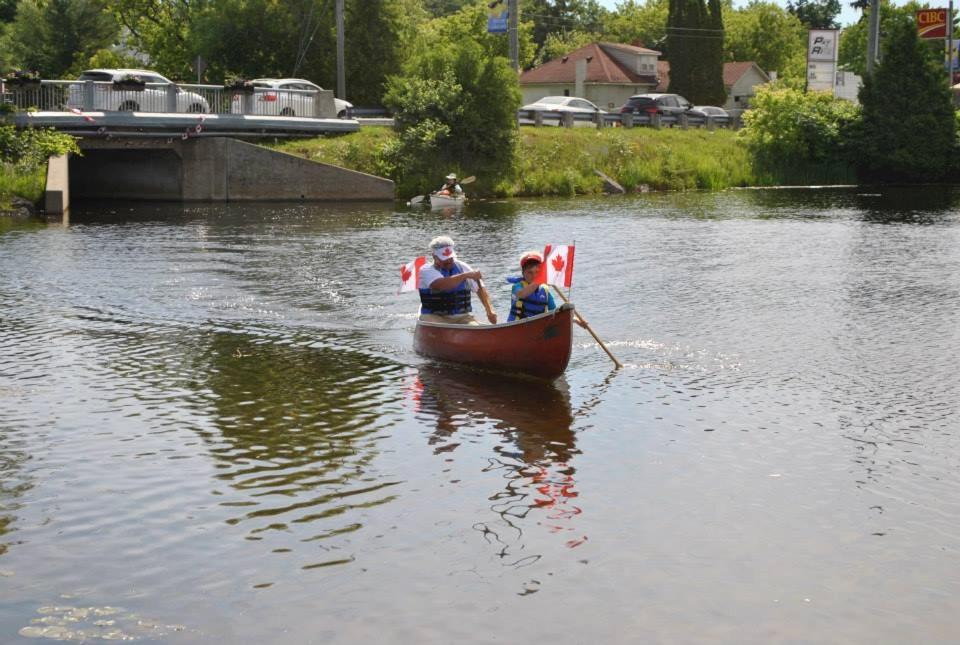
[575,58,587,98]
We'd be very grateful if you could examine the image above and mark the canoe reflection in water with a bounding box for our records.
[407,366,588,565]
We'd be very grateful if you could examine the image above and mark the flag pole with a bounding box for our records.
[551,286,622,369]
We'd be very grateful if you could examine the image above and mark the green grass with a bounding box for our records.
[267,125,853,197]
[0,163,45,210]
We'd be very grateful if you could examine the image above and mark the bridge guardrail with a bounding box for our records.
[517,109,737,130]
[1,80,337,118]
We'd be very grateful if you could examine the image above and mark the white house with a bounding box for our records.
[520,42,771,111]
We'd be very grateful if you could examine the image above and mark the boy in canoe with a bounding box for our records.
[507,251,556,321]
[437,173,463,197]
[418,236,498,325]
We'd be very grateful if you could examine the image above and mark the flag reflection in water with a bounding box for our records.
[405,365,586,565]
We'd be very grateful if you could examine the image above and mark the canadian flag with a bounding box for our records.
[398,256,428,294]
[537,244,575,288]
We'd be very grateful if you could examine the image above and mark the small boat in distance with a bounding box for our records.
[428,193,465,209]
[414,303,575,379]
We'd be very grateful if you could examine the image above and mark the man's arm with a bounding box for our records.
[429,270,481,292]
[477,285,498,324]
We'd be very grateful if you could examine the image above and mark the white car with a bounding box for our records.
[693,105,730,120]
[68,68,210,113]
[520,95,606,116]
[243,78,353,118]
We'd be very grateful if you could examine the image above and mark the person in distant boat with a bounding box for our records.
[507,251,586,326]
[437,173,463,197]
[418,235,497,325]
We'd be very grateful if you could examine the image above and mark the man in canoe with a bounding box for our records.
[437,173,463,197]
[418,236,498,325]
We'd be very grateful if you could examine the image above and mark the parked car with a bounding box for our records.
[521,95,606,116]
[68,69,209,113]
[241,78,352,118]
[693,105,730,120]
[619,93,696,117]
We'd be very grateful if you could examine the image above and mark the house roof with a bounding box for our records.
[655,61,769,92]
[519,42,659,86]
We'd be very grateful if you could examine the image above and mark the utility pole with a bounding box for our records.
[949,0,956,85]
[508,0,519,72]
[336,0,346,100]
[866,0,881,74]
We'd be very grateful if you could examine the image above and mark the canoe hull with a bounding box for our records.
[414,304,574,379]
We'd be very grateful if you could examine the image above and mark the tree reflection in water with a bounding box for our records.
[408,365,585,567]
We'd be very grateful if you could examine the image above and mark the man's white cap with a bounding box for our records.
[446,173,457,180]
[433,245,456,260]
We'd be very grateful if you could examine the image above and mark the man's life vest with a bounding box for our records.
[419,264,472,315]
[510,281,550,320]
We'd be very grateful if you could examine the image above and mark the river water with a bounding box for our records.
[2,188,959,643]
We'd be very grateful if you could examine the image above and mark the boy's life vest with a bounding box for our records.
[419,263,473,315]
[509,280,550,321]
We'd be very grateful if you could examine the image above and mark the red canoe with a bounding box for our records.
[413,303,575,379]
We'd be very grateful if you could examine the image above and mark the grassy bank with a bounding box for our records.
[270,126,853,197]
[0,163,45,210]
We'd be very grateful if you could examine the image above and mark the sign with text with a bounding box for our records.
[487,0,508,33]
[807,30,839,93]
[917,9,948,39]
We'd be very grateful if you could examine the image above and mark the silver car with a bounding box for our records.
[68,68,209,113]
[238,78,352,118]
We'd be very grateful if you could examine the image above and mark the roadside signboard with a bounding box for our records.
[487,0,508,33]
[807,30,839,93]
[917,9,948,39]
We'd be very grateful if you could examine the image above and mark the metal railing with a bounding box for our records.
[517,109,738,130]
[1,80,337,118]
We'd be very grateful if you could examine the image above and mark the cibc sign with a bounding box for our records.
[917,9,948,39]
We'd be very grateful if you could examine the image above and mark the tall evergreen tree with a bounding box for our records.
[852,19,955,181]
[667,0,725,105]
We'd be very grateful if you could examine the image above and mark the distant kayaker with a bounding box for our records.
[418,235,498,325]
[437,173,463,197]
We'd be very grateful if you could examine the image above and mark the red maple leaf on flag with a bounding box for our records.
[442,248,453,257]
[552,254,565,272]
[400,265,412,282]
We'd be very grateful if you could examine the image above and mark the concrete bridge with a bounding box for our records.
[6,81,394,211]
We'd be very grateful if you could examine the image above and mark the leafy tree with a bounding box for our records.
[787,0,840,29]
[384,7,522,196]
[667,0,725,104]
[850,18,956,181]
[604,0,669,52]
[838,0,922,77]
[0,0,17,22]
[4,0,118,77]
[739,84,858,168]
[522,0,608,48]
[536,29,599,64]
[422,0,471,16]
[724,1,806,81]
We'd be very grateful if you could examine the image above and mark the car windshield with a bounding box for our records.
[538,97,567,104]
[78,72,114,82]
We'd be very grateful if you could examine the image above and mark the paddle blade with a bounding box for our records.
[409,195,426,205]
[460,176,476,185]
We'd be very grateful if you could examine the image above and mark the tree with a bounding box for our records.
[667,0,725,104]
[5,0,118,77]
[724,2,806,81]
[384,6,522,196]
[838,0,922,77]
[521,0,608,49]
[604,0,669,52]
[787,0,840,29]
[536,29,599,64]
[850,18,956,181]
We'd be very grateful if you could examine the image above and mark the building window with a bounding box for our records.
[564,89,570,96]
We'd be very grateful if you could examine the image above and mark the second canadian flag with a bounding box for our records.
[536,244,575,288]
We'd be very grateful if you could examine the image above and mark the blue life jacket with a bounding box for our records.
[509,280,550,321]
[419,263,472,315]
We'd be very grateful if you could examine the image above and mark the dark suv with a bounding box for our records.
[619,93,696,116]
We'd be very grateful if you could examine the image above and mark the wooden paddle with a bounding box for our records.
[407,176,476,206]
[551,286,623,369]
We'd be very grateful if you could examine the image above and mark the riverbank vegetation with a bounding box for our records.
[0,125,79,209]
